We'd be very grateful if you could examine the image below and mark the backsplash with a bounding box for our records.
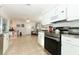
[68,27,79,35]
[52,20,79,27]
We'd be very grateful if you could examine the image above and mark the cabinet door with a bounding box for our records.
[67,5,79,21]
[62,41,79,55]
[58,5,67,20]
[50,5,67,22]
[41,9,56,25]
[3,34,9,54]
[38,32,44,48]
[62,35,79,55]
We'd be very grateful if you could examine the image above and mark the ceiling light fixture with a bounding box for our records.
[26,19,30,23]
[26,4,31,6]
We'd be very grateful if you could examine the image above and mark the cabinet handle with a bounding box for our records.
[66,40,71,42]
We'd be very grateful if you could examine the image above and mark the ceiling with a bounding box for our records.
[0,4,58,22]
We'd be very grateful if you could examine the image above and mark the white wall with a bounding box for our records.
[39,8,56,25]
[10,19,36,35]
[10,19,26,35]
[16,20,26,35]
[0,7,10,20]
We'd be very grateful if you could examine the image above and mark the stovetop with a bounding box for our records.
[45,31,60,38]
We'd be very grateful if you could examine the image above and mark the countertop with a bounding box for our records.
[45,31,60,38]
[45,35,60,42]
[45,31,60,42]
[45,31,79,41]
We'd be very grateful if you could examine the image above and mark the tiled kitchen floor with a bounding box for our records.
[4,35,47,55]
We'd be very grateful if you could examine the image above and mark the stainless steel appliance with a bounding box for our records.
[45,30,61,55]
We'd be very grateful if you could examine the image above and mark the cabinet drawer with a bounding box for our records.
[62,42,79,55]
[62,36,79,46]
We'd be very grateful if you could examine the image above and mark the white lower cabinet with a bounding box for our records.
[3,33,9,54]
[62,41,79,55]
[62,35,79,55]
[38,31,44,48]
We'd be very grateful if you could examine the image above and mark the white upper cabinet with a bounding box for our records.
[40,8,56,25]
[40,5,67,25]
[57,5,67,20]
[50,5,67,22]
[67,5,79,21]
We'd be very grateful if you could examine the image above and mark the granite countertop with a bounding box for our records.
[45,31,60,42]
[45,31,60,38]
[45,35,60,42]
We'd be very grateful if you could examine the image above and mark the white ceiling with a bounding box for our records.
[0,4,58,22]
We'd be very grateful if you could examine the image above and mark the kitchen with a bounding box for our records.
[38,4,79,55]
[0,4,79,55]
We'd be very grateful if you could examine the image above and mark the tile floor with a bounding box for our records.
[4,35,47,55]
